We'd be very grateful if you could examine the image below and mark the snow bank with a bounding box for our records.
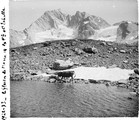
[36,67,133,82]
[70,67,133,81]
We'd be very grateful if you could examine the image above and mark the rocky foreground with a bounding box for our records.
[10,39,139,95]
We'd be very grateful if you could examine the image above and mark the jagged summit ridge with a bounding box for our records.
[10,10,138,48]
[27,10,110,30]
[25,10,110,42]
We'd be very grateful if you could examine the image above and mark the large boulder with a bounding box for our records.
[52,59,74,70]
[134,69,139,75]
[83,46,98,54]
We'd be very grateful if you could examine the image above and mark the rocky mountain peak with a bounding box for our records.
[44,9,67,21]
[75,11,87,18]
[10,10,138,48]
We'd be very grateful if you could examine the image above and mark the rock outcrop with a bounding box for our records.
[116,21,138,44]
[83,46,98,54]
[52,59,74,70]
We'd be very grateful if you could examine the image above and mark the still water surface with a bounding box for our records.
[11,81,138,117]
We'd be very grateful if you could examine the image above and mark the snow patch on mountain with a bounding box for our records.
[83,21,89,24]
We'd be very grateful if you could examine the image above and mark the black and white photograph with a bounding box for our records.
[1,0,139,118]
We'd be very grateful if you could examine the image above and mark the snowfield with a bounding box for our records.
[35,25,75,42]
[39,67,133,82]
[34,25,119,43]
[72,67,133,81]
[89,25,119,42]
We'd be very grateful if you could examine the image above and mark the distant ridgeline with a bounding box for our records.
[10,9,138,48]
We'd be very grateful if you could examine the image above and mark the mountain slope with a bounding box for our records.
[10,29,32,48]
[89,21,138,44]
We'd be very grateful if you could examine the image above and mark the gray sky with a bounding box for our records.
[10,0,138,30]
